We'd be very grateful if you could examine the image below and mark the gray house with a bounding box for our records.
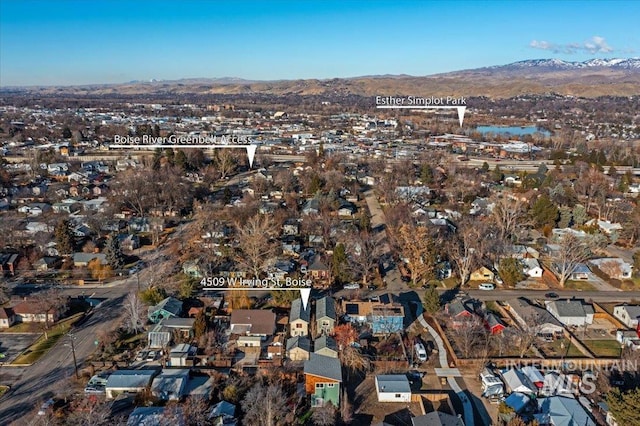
[289,298,311,337]
[315,296,336,336]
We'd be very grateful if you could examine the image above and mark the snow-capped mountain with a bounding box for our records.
[498,58,640,70]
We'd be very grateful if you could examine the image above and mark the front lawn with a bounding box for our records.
[11,314,82,365]
[539,339,585,358]
[563,281,597,291]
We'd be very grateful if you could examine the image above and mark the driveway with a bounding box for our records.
[0,334,40,365]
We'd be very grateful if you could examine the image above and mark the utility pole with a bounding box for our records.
[68,333,79,379]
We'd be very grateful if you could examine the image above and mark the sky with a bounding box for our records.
[1,0,639,86]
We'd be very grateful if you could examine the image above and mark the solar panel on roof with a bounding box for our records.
[345,304,359,315]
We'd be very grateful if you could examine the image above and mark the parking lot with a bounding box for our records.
[0,333,40,364]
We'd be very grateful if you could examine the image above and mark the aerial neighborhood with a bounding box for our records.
[0,90,639,426]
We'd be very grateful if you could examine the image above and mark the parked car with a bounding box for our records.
[414,343,428,362]
[146,351,157,361]
[37,399,55,416]
[136,351,148,361]
[343,283,360,290]
[545,292,559,299]
[479,283,495,290]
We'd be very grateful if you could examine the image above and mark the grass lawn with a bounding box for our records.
[583,339,622,358]
[540,339,585,358]
[563,280,597,291]
[11,314,82,365]
[0,322,41,333]
[442,277,458,289]
[0,385,8,399]
[620,277,640,291]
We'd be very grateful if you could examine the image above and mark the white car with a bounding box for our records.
[479,283,495,290]
[37,399,55,416]
[343,283,360,290]
[414,343,427,362]
[146,351,157,361]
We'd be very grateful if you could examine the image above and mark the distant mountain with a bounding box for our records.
[6,58,640,98]
[487,58,640,71]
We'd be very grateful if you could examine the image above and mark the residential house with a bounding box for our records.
[304,354,342,407]
[616,330,640,351]
[105,369,158,399]
[521,366,545,390]
[546,299,594,327]
[470,266,494,282]
[484,312,506,335]
[148,318,195,349]
[504,392,534,417]
[34,256,61,271]
[289,298,310,337]
[444,298,476,328]
[314,335,338,358]
[535,395,596,426]
[169,344,196,367]
[501,368,537,394]
[342,300,373,324]
[0,253,19,276]
[209,401,238,426]
[286,336,311,361]
[148,297,183,324]
[411,412,464,426]
[315,296,336,335]
[589,258,633,280]
[585,219,623,235]
[301,198,320,216]
[127,407,170,426]
[72,253,107,268]
[12,299,65,324]
[522,258,543,278]
[613,305,640,328]
[308,256,330,281]
[0,307,16,329]
[480,368,504,397]
[375,375,411,402]
[506,298,564,340]
[230,309,276,338]
[282,219,300,236]
[337,200,357,217]
[151,369,189,401]
[570,263,591,280]
[370,303,405,335]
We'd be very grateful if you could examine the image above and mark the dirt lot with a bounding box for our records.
[0,333,40,364]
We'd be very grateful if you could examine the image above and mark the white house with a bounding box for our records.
[616,330,640,351]
[375,375,411,402]
[522,258,543,278]
[546,299,594,327]
[589,258,633,280]
[613,305,640,329]
[105,370,158,399]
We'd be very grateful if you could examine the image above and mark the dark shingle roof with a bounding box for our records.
[316,296,336,320]
[286,336,311,352]
[304,353,342,382]
[290,298,310,323]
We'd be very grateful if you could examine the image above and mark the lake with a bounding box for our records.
[476,125,551,137]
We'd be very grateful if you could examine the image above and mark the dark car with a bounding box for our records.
[545,292,559,299]
[401,276,411,283]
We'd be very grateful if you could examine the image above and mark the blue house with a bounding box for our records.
[148,297,183,324]
[370,303,405,334]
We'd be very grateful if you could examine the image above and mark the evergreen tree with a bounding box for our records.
[498,258,525,287]
[557,206,572,229]
[572,204,588,226]
[423,285,441,314]
[420,164,434,184]
[55,219,75,255]
[606,388,640,426]
[481,162,490,173]
[491,165,504,183]
[175,150,189,172]
[332,243,351,284]
[104,235,125,271]
[530,195,559,228]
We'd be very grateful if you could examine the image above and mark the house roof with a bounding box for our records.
[316,296,336,320]
[447,299,473,317]
[210,401,236,419]
[375,375,411,394]
[502,368,537,394]
[151,369,189,399]
[72,252,107,264]
[0,307,15,319]
[106,370,158,389]
[286,336,311,352]
[315,335,337,353]
[290,298,310,323]
[548,299,593,318]
[11,300,59,315]
[127,407,168,426]
[507,298,563,328]
[411,412,464,426]
[152,297,183,316]
[536,395,595,426]
[505,392,532,414]
[230,309,276,336]
[304,353,342,382]
[485,312,505,330]
[615,305,640,319]
[159,317,195,329]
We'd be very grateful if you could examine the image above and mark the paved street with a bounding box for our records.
[0,280,132,424]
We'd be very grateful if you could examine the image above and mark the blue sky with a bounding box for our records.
[1,0,638,86]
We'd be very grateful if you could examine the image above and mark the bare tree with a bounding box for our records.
[212,149,238,179]
[241,382,288,426]
[510,314,545,358]
[393,223,436,285]
[122,291,146,334]
[33,288,67,339]
[65,396,112,426]
[447,220,484,286]
[447,316,487,358]
[490,196,527,242]
[235,214,279,279]
[347,230,383,285]
[312,402,337,426]
[543,233,593,286]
